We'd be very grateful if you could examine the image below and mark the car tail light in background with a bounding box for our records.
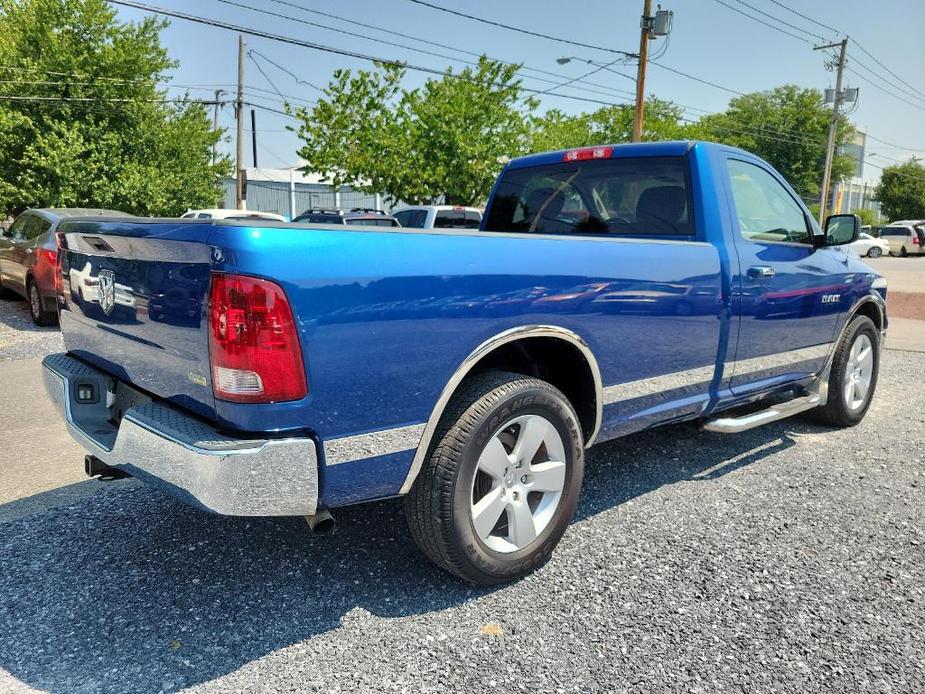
[53,232,66,297]
[208,273,307,403]
[563,146,613,162]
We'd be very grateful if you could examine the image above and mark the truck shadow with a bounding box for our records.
[0,418,814,692]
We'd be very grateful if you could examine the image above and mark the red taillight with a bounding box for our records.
[37,247,57,267]
[53,232,66,297]
[563,146,612,162]
[208,273,307,403]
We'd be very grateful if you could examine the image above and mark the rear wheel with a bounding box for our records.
[27,279,55,326]
[867,246,882,258]
[404,371,584,585]
[808,315,879,427]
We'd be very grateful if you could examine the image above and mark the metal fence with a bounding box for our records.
[221,179,381,219]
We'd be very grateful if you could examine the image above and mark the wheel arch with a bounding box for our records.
[399,325,603,494]
[850,292,885,334]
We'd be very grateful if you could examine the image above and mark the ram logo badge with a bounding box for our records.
[98,270,116,315]
[821,294,841,304]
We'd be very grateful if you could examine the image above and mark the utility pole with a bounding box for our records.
[235,35,246,210]
[815,38,848,225]
[251,109,258,169]
[633,0,652,143]
[633,2,672,142]
[211,89,224,167]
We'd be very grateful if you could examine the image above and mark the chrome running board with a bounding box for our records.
[702,392,823,434]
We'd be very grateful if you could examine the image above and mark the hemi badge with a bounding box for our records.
[188,371,208,387]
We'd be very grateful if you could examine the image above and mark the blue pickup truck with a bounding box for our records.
[43,141,887,584]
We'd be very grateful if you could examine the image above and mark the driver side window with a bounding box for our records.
[727,159,810,244]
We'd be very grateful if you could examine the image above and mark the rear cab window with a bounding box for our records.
[394,209,428,228]
[435,210,481,229]
[483,156,694,238]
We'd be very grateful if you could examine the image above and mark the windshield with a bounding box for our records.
[484,156,693,236]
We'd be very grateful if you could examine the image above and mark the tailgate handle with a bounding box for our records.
[82,236,114,253]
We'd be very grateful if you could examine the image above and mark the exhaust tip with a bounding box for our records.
[305,506,335,535]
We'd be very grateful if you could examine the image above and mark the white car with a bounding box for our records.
[848,232,890,258]
[180,209,287,223]
[392,205,482,229]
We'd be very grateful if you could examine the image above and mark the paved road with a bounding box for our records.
[865,255,924,294]
[1,331,923,689]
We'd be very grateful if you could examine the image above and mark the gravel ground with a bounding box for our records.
[0,296,63,361]
[0,350,922,693]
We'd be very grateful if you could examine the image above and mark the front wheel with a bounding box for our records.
[867,246,882,258]
[808,315,879,427]
[900,246,908,257]
[404,371,584,585]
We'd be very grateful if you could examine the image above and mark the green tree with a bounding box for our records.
[290,57,536,205]
[873,159,925,221]
[0,0,228,216]
[850,207,877,226]
[531,98,686,152]
[692,85,855,199]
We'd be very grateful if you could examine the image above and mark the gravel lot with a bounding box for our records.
[1,349,922,693]
[0,296,63,361]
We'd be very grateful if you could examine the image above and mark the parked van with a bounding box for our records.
[881,224,925,257]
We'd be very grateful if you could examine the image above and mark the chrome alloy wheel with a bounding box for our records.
[844,333,874,411]
[469,414,567,554]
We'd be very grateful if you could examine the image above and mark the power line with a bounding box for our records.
[402,0,636,58]
[852,39,925,102]
[247,49,324,93]
[764,0,925,100]
[213,0,638,104]
[534,58,628,98]
[709,0,813,44]
[0,94,219,104]
[762,0,840,36]
[729,0,826,42]
[261,0,636,98]
[845,65,925,114]
[650,61,746,96]
[107,1,635,110]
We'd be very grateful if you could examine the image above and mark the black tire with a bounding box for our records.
[808,315,879,427]
[404,371,584,585]
[867,247,882,258]
[900,246,908,257]
[27,279,55,326]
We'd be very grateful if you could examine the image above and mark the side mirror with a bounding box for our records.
[816,213,860,247]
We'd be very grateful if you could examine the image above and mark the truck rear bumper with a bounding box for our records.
[42,353,319,516]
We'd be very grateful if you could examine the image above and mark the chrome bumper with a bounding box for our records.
[42,353,318,516]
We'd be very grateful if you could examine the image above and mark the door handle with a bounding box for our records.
[747,265,775,279]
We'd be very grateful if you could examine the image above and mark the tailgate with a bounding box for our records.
[57,218,217,419]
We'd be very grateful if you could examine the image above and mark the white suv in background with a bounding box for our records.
[393,205,482,229]
[180,209,287,222]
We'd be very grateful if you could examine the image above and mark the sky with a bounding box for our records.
[113,0,925,184]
